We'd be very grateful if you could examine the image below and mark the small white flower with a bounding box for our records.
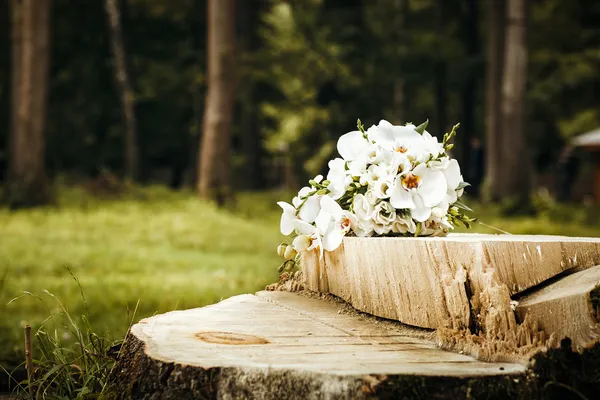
[352,194,374,221]
[354,218,374,237]
[373,178,394,199]
[372,200,396,226]
[391,215,416,234]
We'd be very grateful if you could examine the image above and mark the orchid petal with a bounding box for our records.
[319,195,343,217]
[277,201,296,235]
[293,219,315,235]
[412,195,432,222]
[315,209,333,233]
[444,159,462,189]
[417,169,447,207]
[390,180,415,209]
[298,196,320,223]
[337,130,368,161]
[323,227,345,251]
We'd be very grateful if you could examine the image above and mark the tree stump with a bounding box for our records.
[111,291,532,399]
[301,234,600,354]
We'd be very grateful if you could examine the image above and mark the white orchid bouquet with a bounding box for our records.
[276,119,475,271]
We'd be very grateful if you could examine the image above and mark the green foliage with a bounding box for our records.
[5,282,130,399]
[0,185,282,391]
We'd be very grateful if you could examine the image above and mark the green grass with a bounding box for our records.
[1,185,600,392]
[0,186,284,381]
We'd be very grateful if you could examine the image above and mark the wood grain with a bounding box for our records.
[301,234,600,335]
[516,265,600,350]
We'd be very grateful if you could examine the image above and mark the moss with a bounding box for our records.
[530,338,600,400]
[591,286,600,321]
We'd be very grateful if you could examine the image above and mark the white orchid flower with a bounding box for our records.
[292,186,312,208]
[337,130,370,161]
[326,158,352,200]
[298,195,321,223]
[293,219,323,257]
[277,201,297,235]
[420,131,444,159]
[443,159,463,204]
[315,196,355,252]
[371,120,425,159]
[390,163,447,222]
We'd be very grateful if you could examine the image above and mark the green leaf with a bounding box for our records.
[414,119,429,134]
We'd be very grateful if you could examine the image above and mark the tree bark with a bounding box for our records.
[500,0,529,200]
[434,0,447,135]
[238,0,262,190]
[460,0,480,179]
[105,0,139,181]
[6,0,52,208]
[391,0,408,125]
[484,0,506,201]
[197,0,236,204]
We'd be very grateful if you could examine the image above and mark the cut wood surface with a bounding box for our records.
[112,291,525,399]
[302,234,600,334]
[515,265,600,350]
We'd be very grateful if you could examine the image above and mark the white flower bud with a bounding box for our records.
[284,245,297,260]
[292,235,312,252]
[431,207,445,219]
[277,244,287,257]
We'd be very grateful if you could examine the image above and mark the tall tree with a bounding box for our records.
[484,0,505,201]
[500,0,530,200]
[459,0,480,167]
[6,0,52,207]
[197,0,236,204]
[237,0,262,190]
[105,0,139,181]
[391,0,408,125]
[433,0,447,135]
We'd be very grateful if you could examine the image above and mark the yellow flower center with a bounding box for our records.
[402,174,421,190]
[395,145,408,153]
[341,217,351,231]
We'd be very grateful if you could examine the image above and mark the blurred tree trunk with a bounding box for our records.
[500,0,530,200]
[6,0,52,208]
[105,0,139,181]
[460,0,480,172]
[238,0,262,189]
[198,0,236,204]
[484,0,506,201]
[392,0,408,125]
[434,0,447,135]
